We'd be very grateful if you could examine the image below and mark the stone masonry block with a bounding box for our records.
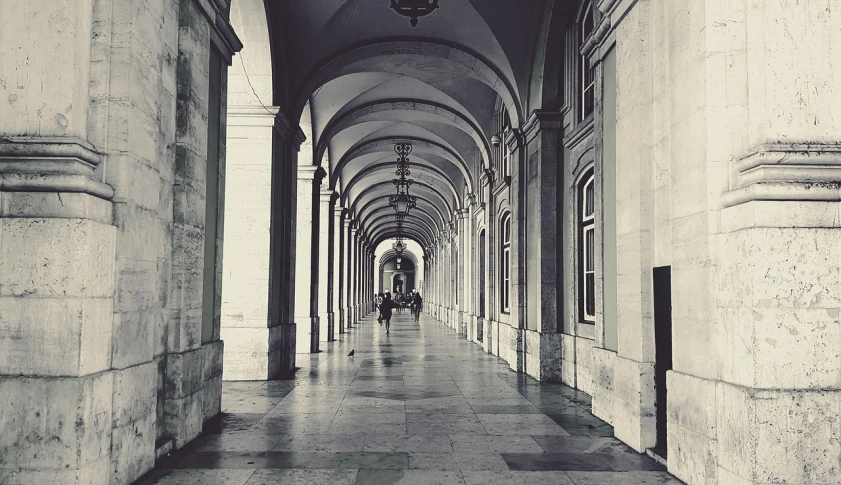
[0,218,116,298]
[590,347,616,424]
[202,374,222,422]
[612,355,656,452]
[163,390,203,448]
[111,309,156,370]
[667,371,718,485]
[0,372,112,472]
[717,381,841,484]
[0,297,112,376]
[165,346,207,399]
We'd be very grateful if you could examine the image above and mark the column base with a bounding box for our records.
[522,330,562,382]
[338,308,345,334]
[294,316,319,354]
[458,311,467,336]
[612,355,656,453]
[268,324,296,379]
[483,319,495,355]
[345,306,353,328]
[319,313,333,343]
[496,322,523,373]
[0,372,114,485]
[667,371,841,485]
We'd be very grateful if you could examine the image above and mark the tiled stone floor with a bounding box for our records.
[135,313,683,485]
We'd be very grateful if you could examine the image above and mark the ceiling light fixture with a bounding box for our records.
[389,0,439,27]
[389,142,417,219]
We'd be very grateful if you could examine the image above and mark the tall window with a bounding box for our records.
[500,214,511,313]
[580,2,595,120]
[579,170,595,323]
[494,100,512,180]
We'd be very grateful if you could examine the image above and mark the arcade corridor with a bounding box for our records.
[3,0,840,484]
[135,314,678,485]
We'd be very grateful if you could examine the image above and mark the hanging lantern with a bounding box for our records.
[393,239,406,255]
[389,142,417,218]
[389,0,439,27]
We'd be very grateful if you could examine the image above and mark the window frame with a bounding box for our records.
[578,170,596,324]
[500,213,511,314]
[579,1,595,121]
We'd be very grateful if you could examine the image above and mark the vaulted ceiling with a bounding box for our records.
[232,0,556,251]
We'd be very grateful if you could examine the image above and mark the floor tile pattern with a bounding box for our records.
[135,314,683,484]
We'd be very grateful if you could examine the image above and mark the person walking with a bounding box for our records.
[376,293,384,325]
[381,292,394,334]
[412,292,423,321]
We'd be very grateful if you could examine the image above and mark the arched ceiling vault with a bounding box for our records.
[372,227,431,250]
[362,205,441,236]
[353,183,453,231]
[379,249,419,269]
[271,0,551,250]
[365,212,439,246]
[343,161,461,205]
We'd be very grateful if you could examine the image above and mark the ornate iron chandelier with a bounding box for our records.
[389,142,417,219]
[393,238,406,256]
[389,0,439,27]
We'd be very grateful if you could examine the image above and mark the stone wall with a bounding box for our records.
[0,0,241,482]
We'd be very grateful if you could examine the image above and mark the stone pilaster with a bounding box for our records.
[294,166,320,354]
[332,206,345,335]
[220,106,276,380]
[519,110,564,382]
[348,225,358,328]
[341,215,351,332]
[317,188,334,343]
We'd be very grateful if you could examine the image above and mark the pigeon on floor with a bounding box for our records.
[347,349,355,357]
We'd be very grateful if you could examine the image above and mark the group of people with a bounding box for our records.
[375,291,423,333]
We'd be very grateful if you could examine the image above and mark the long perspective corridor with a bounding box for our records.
[136,314,677,485]
[3,0,840,484]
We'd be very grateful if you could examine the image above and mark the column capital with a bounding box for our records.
[226,105,280,126]
[320,189,337,203]
[522,109,564,144]
[296,165,320,181]
[274,110,307,149]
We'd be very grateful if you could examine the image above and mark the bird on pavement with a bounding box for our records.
[347,349,355,357]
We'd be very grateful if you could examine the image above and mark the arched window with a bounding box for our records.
[580,2,595,120]
[500,213,511,314]
[579,170,595,323]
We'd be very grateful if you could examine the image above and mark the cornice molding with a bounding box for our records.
[722,143,841,208]
[0,136,114,200]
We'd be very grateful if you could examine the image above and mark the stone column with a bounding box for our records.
[458,207,472,337]
[520,110,564,382]
[348,224,358,328]
[0,0,120,476]
[0,0,244,482]
[294,166,320,354]
[341,215,351,331]
[220,107,276,380]
[318,187,334,343]
[356,237,364,322]
[334,206,346,334]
